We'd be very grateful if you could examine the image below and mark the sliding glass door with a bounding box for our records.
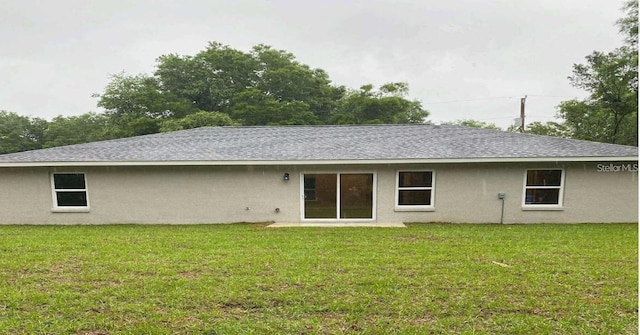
[303,173,375,221]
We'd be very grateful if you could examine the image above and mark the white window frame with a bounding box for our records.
[50,172,90,213]
[522,169,565,210]
[395,170,435,212]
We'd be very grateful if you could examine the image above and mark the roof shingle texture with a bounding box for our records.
[0,124,636,163]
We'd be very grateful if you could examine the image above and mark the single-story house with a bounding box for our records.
[0,124,637,225]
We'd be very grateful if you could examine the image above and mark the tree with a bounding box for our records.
[43,113,122,148]
[95,72,204,137]
[617,0,638,48]
[556,0,638,146]
[524,121,570,138]
[444,119,501,130]
[229,88,317,125]
[160,111,239,132]
[96,73,196,120]
[251,45,344,123]
[155,42,260,113]
[0,111,46,154]
[95,42,427,128]
[330,83,429,124]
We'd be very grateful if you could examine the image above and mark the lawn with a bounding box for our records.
[0,223,636,334]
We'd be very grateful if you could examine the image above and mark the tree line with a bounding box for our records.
[0,43,430,154]
[0,1,636,154]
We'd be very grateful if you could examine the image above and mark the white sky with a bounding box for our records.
[0,0,626,128]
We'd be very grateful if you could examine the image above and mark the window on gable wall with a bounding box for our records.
[395,171,435,210]
[523,169,564,206]
[51,173,89,211]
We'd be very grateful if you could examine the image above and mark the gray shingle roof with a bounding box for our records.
[0,124,636,165]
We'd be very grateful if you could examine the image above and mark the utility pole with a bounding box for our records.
[518,95,527,133]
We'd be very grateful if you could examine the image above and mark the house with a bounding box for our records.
[0,124,637,225]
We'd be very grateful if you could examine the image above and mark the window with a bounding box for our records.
[523,169,563,207]
[396,171,434,210]
[51,173,89,211]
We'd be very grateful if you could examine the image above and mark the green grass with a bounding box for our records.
[0,223,636,334]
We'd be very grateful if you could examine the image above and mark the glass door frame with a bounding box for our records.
[299,171,377,222]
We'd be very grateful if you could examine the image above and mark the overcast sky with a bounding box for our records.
[0,0,627,128]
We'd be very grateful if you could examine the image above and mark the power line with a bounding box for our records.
[471,116,519,120]
[526,94,577,99]
[423,94,577,105]
[422,96,519,105]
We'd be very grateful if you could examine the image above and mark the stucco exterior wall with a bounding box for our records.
[0,162,636,224]
[375,162,638,223]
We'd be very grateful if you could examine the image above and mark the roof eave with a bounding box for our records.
[0,156,637,167]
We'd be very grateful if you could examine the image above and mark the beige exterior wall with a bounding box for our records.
[0,162,636,224]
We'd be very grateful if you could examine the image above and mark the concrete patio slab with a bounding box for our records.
[267,222,407,228]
